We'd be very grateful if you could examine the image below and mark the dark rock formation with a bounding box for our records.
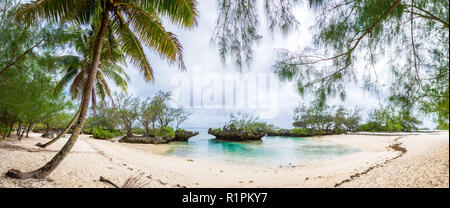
[119,135,174,144]
[173,130,199,141]
[41,131,55,139]
[208,128,265,141]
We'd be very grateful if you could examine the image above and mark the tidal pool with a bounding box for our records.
[162,129,360,166]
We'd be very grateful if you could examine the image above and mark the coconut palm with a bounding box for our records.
[36,25,130,149]
[7,0,198,179]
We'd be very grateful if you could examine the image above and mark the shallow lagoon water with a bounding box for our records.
[163,129,361,166]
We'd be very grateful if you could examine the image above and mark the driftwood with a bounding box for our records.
[99,176,120,188]
[99,174,151,188]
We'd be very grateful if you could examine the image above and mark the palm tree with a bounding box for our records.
[7,0,198,179]
[36,25,130,149]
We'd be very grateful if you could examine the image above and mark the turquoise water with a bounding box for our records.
[163,129,361,166]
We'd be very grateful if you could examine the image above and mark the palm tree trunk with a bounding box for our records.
[36,109,80,148]
[6,7,111,179]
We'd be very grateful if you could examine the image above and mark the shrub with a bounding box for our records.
[0,124,10,137]
[291,128,309,135]
[92,128,121,139]
[335,128,347,134]
[132,127,144,135]
[358,121,383,132]
[83,128,93,134]
[148,126,175,139]
[392,123,403,132]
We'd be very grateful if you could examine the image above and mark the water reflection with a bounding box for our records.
[163,129,360,166]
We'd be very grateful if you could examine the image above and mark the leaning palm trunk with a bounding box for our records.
[6,9,110,179]
[36,109,80,148]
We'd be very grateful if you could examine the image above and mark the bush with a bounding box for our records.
[358,121,383,131]
[392,123,403,132]
[132,127,144,135]
[210,128,222,132]
[92,128,121,139]
[291,128,309,135]
[83,128,93,134]
[311,129,326,135]
[358,121,404,132]
[335,128,347,134]
[0,124,10,134]
[148,126,175,139]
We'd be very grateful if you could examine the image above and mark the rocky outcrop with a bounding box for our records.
[208,128,265,141]
[173,130,199,141]
[118,135,174,144]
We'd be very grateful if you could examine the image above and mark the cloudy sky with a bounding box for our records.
[109,0,435,129]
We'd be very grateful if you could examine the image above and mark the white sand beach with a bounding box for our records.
[0,131,448,188]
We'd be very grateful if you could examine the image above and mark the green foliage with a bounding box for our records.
[269,0,448,128]
[115,92,140,136]
[0,1,73,136]
[149,126,175,139]
[88,101,120,131]
[92,127,121,140]
[53,25,129,102]
[293,103,361,132]
[0,124,11,136]
[358,105,422,132]
[138,91,192,134]
[224,112,274,134]
[212,0,300,69]
[210,128,222,133]
[132,127,145,135]
[291,128,309,135]
[82,127,94,135]
[84,91,193,137]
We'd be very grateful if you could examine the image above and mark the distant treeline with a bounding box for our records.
[83,91,191,140]
[288,104,423,134]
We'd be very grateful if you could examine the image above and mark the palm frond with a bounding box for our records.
[100,65,128,93]
[55,55,82,68]
[54,66,79,96]
[113,10,154,82]
[15,0,96,26]
[132,0,199,28]
[69,69,87,100]
[121,5,185,70]
[96,69,113,100]
[94,79,106,101]
[121,174,151,188]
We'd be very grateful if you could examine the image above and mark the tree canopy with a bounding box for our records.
[213,0,449,129]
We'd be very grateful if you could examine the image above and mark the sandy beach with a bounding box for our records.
[0,131,448,188]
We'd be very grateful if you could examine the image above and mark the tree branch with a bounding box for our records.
[0,38,44,76]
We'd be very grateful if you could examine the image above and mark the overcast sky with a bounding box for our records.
[108,0,435,129]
